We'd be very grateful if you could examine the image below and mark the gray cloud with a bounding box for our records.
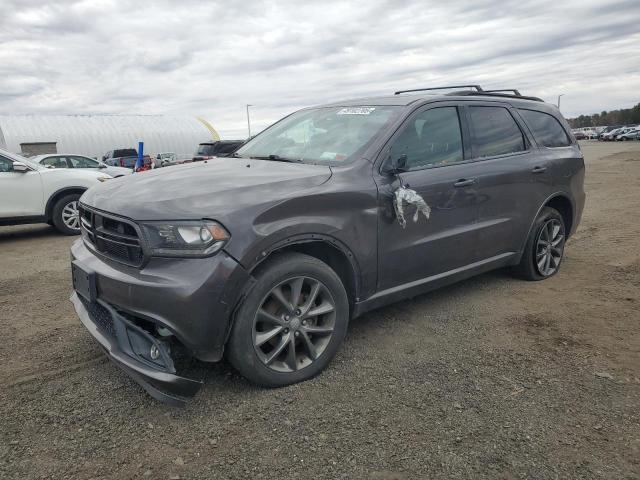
[0,0,638,138]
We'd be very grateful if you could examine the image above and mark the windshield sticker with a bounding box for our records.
[337,107,375,115]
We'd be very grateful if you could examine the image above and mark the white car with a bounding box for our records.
[154,152,178,167]
[31,154,132,177]
[584,130,599,139]
[0,149,112,235]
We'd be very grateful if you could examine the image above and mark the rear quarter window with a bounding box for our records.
[518,109,571,147]
[468,106,526,158]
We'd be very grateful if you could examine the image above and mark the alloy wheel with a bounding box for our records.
[535,218,564,276]
[253,276,336,373]
[62,201,80,230]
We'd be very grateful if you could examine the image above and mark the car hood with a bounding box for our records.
[81,157,333,221]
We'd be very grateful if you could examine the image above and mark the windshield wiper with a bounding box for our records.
[250,154,302,163]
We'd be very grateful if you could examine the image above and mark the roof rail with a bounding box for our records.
[394,85,484,95]
[450,91,544,102]
[485,89,521,96]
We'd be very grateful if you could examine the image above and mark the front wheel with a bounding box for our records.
[51,193,81,235]
[513,207,566,281]
[227,253,349,387]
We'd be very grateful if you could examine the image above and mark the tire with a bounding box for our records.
[51,193,82,235]
[513,206,566,281]
[227,252,349,387]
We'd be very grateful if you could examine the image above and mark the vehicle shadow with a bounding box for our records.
[198,268,514,392]
[0,224,62,242]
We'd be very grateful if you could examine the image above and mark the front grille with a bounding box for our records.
[80,296,116,338]
[79,205,145,267]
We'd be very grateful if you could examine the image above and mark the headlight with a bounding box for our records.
[140,220,230,257]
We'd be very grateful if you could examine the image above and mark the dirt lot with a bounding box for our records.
[1,141,639,479]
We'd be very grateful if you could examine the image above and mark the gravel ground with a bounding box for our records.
[1,141,639,479]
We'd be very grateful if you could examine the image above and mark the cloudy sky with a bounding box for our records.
[1,0,639,138]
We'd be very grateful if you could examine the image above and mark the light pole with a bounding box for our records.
[246,104,253,139]
[557,94,564,110]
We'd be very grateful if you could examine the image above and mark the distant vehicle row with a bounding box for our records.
[571,125,639,141]
[101,140,245,168]
[600,125,640,141]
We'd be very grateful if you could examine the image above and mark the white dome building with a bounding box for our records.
[0,115,220,159]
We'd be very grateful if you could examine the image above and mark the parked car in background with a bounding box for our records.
[597,125,621,140]
[613,127,636,141]
[154,152,178,167]
[584,130,599,139]
[190,140,245,162]
[572,130,587,140]
[601,127,625,141]
[0,148,111,235]
[71,85,585,404]
[103,148,153,169]
[617,128,640,141]
[32,154,132,177]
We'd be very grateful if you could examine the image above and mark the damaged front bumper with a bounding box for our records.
[70,292,202,406]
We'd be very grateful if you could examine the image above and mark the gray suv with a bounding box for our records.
[70,85,585,404]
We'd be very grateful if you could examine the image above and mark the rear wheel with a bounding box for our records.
[51,193,81,235]
[513,207,566,281]
[227,253,349,387]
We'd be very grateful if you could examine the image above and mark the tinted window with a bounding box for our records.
[389,107,464,170]
[0,156,13,172]
[41,156,69,168]
[469,106,525,157]
[69,156,99,168]
[216,142,242,154]
[197,144,218,155]
[113,149,137,157]
[518,109,570,147]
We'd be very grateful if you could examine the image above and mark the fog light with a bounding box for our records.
[150,344,160,360]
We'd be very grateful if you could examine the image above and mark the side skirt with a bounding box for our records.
[352,252,516,318]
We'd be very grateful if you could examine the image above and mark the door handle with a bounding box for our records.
[531,165,547,174]
[453,178,476,187]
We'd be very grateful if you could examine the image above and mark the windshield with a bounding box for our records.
[236,106,401,164]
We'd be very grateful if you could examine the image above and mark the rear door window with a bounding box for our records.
[468,106,525,158]
[69,156,99,168]
[518,109,571,147]
[41,156,69,168]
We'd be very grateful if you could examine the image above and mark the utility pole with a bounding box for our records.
[557,94,564,110]
[246,104,253,139]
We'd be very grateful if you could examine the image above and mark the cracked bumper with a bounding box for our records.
[71,292,202,406]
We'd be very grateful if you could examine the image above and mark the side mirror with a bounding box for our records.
[12,162,30,173]
[381,153,408,175]
[98,164,107,169]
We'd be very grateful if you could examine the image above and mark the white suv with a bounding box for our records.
[0,149,111,235]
